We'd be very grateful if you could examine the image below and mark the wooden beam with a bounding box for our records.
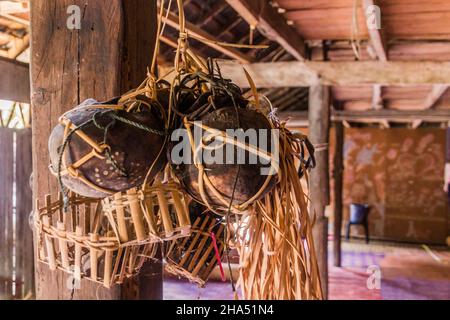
[9,33,30,59]
[217,60,450,87]
[0,1,28,15]
[372,84,383,110]
[225,0,306,60]
[31,0,161,300]
[0,56,29,103]
[411,119,423,129]
[161,9,253,63]
[333,122,344,268]
[218,60,318,88]
[280,109,450,125]
[413,84,448,128]
[380,119,390,128]
[343,120,351,128]
[308,84,330,299]
[0,13,29,26]
[423,84,449,109]
[362,0,387,62]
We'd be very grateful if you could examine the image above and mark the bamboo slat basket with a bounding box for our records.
[165,211,225,287]
[34,193,155,288]
[102,180,191,245]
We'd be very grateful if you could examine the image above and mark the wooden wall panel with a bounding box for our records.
[0,57,30,104]
[0,128,14,299]
[446,128,450,162]
[15,129,33,299]
[342,128,448,244]
[0,129,33,300]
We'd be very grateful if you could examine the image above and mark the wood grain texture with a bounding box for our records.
[226,0,306,60]
[279,0,450,40]
[308,84,330,299]
[217,60,450,87]
[0,129,14,299]
[14,129,34,299]
[0,57,30,103]
[363,0,387,62]
[342,128,448,244]
[31,0,161,300]
[332,123,344,267]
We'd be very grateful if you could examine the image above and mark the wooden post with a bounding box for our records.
[333,122,344,267]
[308,84,330,299]
[30,0,161,300]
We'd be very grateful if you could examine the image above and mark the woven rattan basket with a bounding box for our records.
[35,193,155,288]
[102,180,191,245]
[165,211,225,287]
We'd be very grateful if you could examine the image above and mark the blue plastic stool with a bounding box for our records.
[346,204,370,243]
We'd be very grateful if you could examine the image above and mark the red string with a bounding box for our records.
[210,232,225,282]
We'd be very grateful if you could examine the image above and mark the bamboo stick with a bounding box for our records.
[114,192,129,242]
[42,215,56,270]
[89,233,99,281]
[118,247,131,283]
[171,190,189,232]
[36,199,45,261]
[193,224,224,277]
[156,189,173,237]
[110,246,124,286]
[57,221,70,270]
[187,218,216,271]
[83,203,91,235]
[126,189,146,241]
[103,249,113,288]
[179,216,211,267]
[74,226,83,281]
[143,195,158,235]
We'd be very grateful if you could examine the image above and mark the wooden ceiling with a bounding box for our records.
[157,0,309,112]
[275,0,450,120]
[280,0,450,41]
[157,0,450,124]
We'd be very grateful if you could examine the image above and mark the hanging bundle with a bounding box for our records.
[34,192,157,288]
[101,175,191,245]
[48,83,169,199]
[168,64,277,215]
[234,123,322,300]
[165,203,225,287]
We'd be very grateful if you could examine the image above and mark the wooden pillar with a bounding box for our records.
[333,122,344,267]
[308,84,330,299]
[30,0,161,300]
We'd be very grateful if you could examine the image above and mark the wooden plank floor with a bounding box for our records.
[163,240,450,300]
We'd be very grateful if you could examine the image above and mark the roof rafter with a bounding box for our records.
[423,84,449,109]
[372,84,383,110]
[226,0,306,60]
[363,0,387,62]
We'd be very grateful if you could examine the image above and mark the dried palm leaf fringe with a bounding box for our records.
[235,121,323,300]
